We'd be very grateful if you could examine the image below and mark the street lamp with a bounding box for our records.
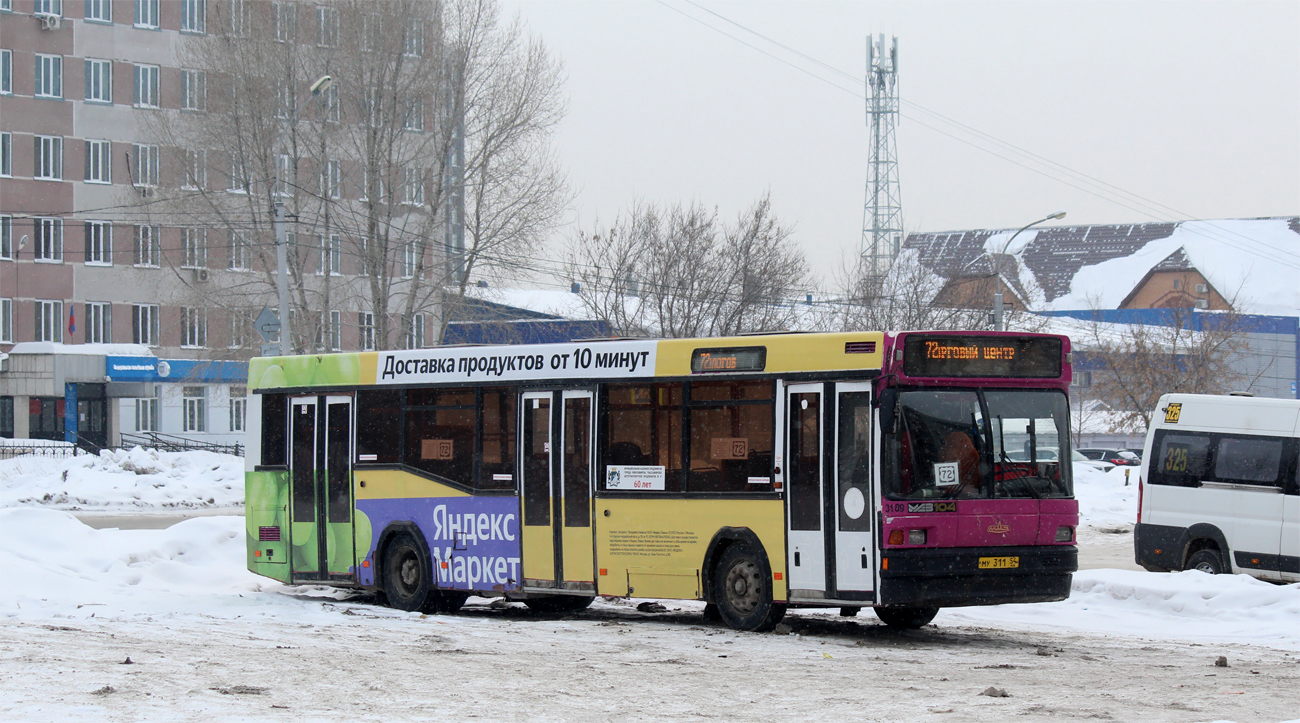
[270,75,333,356]
[992,210,1066,331]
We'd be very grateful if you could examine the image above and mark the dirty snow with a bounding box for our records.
[0,448,244,512]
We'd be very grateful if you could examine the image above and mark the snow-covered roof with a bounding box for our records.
[465,287,593,320]
[7,342,154,356]
[906,217,1300,317]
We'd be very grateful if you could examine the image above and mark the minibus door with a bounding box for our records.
[289,395,355,583]
[785,383,826,595]
[520,390,596,592]
[834,383,876,598]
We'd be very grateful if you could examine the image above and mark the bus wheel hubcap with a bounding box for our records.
[725,560,761,614]
[401,557,420,588]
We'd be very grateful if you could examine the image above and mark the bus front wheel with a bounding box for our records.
[382,533,432,612]
[873,606,939,629]
[713,544,786,632]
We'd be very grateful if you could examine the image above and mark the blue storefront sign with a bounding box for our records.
[105,356,248,384]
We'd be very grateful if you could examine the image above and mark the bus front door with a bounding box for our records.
[289,395,355,583]
[833,383,876,598]
[520,390,596,592]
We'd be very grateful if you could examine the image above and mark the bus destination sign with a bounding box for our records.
[901,335,1062,378]
[690,347,766,374]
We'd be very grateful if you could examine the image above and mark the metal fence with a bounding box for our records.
[0,433,244,460]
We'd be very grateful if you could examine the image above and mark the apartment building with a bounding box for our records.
[0,0,449,446]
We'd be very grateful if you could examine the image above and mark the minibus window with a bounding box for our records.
[1214,437,1283,486]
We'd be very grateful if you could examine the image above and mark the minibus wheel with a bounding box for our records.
[382,533,432,612]
[873,606,939,629]
[1186,549,1225,575]
[713,544,786,632]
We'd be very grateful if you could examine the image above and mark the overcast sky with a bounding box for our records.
[501,0,1300,287]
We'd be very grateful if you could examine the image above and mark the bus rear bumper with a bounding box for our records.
[878,545,1077,608]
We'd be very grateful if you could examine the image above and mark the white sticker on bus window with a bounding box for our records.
[492,474,513,481]
[358,454,378,462]
[747,476,771,485]
[934,461,959,486]
[605,465,666,491]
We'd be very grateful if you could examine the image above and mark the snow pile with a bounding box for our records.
[1072,461,1139,528]
[950,568,1300,650]
[0,448,244,511]
[0,508,270,620]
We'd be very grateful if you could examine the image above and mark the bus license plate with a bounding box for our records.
[978,556,1020,569]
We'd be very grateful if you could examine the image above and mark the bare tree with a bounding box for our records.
[140,0,565,354]
[1076,306,1249,432]
[565,195,809,338]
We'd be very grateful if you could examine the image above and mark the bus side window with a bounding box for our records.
[479,388,517,490]
[356,390,401,464]
[601,383,683,492]
[260,393,288,466]
[686,381,774,493]
[405,393,475,486]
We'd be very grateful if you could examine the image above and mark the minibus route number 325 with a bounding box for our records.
[244,331,1078,631]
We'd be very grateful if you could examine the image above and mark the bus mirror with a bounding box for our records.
[878,388,898,434]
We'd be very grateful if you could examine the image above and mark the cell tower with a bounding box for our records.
[860,34,903,282]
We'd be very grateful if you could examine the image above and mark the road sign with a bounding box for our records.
[254,306,280,342]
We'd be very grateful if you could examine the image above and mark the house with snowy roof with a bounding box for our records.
[904,216,1300,403]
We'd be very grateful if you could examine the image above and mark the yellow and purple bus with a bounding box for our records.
[245,331,1078,631]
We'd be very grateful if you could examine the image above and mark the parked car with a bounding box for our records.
[1077,448,1141,466]
[1123,448,1144,462]
[1072,449,1115,472]
[1134,393,1299,583]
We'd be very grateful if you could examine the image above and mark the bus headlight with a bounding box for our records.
[1055,526,1074,542]
[907,529,927,545]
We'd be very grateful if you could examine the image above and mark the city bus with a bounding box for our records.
[244,331,1079,631]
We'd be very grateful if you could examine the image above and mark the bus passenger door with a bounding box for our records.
[289,395,355,583]
[520,392,556,588]
[785,383,826,594]
[834,383,875,597]
[559,391,596,591]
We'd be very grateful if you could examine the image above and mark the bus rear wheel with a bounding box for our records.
[524,595,594,613]
[873,606,939,629]
[382,533,433,612]
[714,544,785,632]
[1186,549,1225,575]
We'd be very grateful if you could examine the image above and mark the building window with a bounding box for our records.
[322,159,340,199]
[180,0,205,33]
[84,58,112,102]
[182,149,206,190]
[84,221,111,264]
[358,311,375,351]
[322,83,339,123]
[0,132,10,176]
[30,397,65,440]
[400,241,417,278]
[401,167,424,206]
[227,230,250,270]
[230,386,247,432]
[0,216,11,258]
[84,302,111,343]
[317,5,338,47]
[275,153,290,196]
[85,139,111,184]
[405,313,424,349]
[403,99,423,131]
[229,311,250,348]
[34,218,62,261]
[1,50,10,95]
[328,309,341,350]
[318,233,340,275]
[35,54,62,99]
[226,0,248,36]
[273,1,295,42]
[183,386,206,432]
[35,299,64,343]
[131,144,158,187]
[356,237,369,276]
[132,303,158,345]
[133,0,158,28]
[35,0,64,15]
[181,69,205,111]
[404,20,424,57]
[85,0,112,23]
[34,136,63,180]
[182,227,206,268]
[181,308,206,348]
[133,64,159,108]
[0,298,11,343]
[133,225,159,267]
[135,386,159,432]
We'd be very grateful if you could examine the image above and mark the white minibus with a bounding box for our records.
[1134,393,1299,582]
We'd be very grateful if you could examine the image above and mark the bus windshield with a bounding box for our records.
[884,389,1072,500]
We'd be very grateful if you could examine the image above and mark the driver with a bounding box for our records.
[939,430,981,495]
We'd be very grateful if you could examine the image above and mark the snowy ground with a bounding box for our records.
[1,454,1297,721]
